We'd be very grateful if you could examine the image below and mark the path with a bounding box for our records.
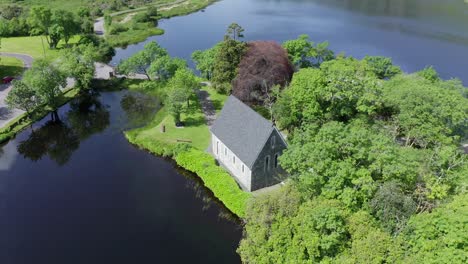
[0,52,33,68]
[94,17,105,36]
[196,87,216,127]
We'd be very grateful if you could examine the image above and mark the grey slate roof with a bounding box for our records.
[211,95,274,169]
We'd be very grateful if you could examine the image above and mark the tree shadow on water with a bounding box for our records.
[17,92,110,166]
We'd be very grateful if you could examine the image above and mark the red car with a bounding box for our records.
[2,76,15,84]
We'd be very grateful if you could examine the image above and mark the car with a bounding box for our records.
[2,76,15,84]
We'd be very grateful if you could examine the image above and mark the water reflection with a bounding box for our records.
[120,91,161,128]
[176,166,242,224]
[17,92,110,165]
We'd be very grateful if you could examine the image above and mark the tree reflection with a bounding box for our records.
[17,92,110,165]
[120,91,161,128]
[67,93,110,140]
[17,120,80,165]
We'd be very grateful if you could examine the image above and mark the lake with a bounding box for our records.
[0,91,242,264]
[2,0,468,263]
[112,0,468,84]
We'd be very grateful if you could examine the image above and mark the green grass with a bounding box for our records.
[107,27,165,47]
[124,83,249,217]
[0,0,89,10]
[0,56,24,79]
[132,96,210,150]
[1,36,80,59]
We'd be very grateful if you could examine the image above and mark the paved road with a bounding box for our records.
[0,53,75,129]
[0,52,33,68]
[0,52,32,128]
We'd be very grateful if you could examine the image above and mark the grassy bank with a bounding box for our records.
[0,56,24,79]
[106,0,217,47]
[124,84,250,218]
[0,87,80,143]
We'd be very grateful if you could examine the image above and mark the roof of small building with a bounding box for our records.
[211,95,276,169]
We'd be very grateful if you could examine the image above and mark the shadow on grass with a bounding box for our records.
[0,65,24,79]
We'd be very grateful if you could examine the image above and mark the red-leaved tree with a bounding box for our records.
[232,41,294,104]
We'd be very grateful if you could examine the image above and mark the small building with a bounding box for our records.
[210,95,288,192]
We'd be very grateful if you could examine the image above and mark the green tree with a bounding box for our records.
[370,181,417,234]
[417,66,440,83]
[167,67,198,107]
[166,86,187,125]
[59,44,98,90]
[148,55,186,81]
[274,57,381,131]
[363,55,402,79]
[396,193,468,263]
[23,59,66,121]
[191,44,219,80]
[118,41,168,80]
[226,22,244,41]
[5,80,41,117]
[283,34,335,69]
[382,74,467,148]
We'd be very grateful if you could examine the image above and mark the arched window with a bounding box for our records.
[242,164,244,173]
[271,135,276,148]
[216,141,219,155]
[233,156,236,164]
[225,147,227,156]
[274,154,279,168]
[265,156,270,171]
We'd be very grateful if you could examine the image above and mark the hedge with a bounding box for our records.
[125,131,251,218]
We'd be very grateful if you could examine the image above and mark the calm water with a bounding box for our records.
[112,0,468,83]
[0,91,242,264]
[2,0,468,263]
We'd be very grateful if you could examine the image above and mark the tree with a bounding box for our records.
[382,74,467,148]
[370,181,417,234]
[191,44,220,80]
[5,80,41,117]
[166,86,187,125]
[274,57,381,131]
[232,41,294,104]
[283,34,335,69]
[148,55,186,81]
[23,59,66,121]
[59,44,98,90]
[363,55,402,79]
[118,41,168,80]
[57,10,80,46]
[396,193,468,263]
[167,68,198,107]
[417,66,440,83]
[212,39,246,93]
[226,22,244,41]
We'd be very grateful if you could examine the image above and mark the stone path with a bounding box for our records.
[196,88,216,127]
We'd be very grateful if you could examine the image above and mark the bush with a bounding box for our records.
[175,149,251,217]
[125,131,251,218]
[109,24,128,34]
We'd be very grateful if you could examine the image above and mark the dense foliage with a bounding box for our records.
[238,37,468,263]
[232,41,294,104]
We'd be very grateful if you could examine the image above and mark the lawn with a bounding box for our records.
[136,97,211,150]
[0,0,89,10]
[0,56,24,79]
[1,36,80,59]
